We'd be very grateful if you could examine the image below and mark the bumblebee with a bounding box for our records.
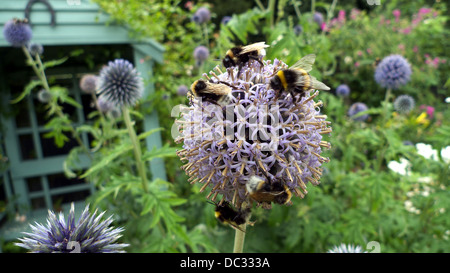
[189,80,234,106]
[246,174,292,205]
[269,54,330,102]
[208,201,251,232]
[222,42,269,73]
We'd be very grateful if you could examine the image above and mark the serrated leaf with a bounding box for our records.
[43,56,68,69]
[80,143,133,178]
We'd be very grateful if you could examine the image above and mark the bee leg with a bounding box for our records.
[248,55,264,67]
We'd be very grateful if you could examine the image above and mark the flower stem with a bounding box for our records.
[122,106,149,193]
[233,224,247,253]
[22,46,92,160]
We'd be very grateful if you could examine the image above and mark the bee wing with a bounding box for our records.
[290,54,316,72]
[239,42,269,55]
[309,75,330,91]
[203,82,232,95]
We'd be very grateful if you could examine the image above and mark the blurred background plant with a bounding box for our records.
[3,0,448,252]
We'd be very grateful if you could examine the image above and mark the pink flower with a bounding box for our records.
[321,22,328,32]
[413,46,419,53]
[393,9,401,22]
[354,61,360,68]
[366,48,372,55]
[338,10,346,22]
[350,8,360,20]
[398,44,405,51]
[432,57,440,67]
[401,27,412,34]
[420,105,435,118]
[418,7,431,16]
[357,50,363,56]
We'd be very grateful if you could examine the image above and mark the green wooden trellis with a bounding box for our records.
[0,0,166,249]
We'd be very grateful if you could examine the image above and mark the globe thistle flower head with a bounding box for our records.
[313,12,324,26]
[3,18,32,47]
[327,243,367,253]
[37,89,52,103]
[15,203,129,253]
[97,59,144,108]
[175,55,332,210]
[79,74,98,94]
[221,16,232,25]
[294,25,303,36]
[193,46,209,65]
[192,7,211,24]
[374,54,412,90]
[335,84,350,97]
[177,85,189,96]
[348,102,369,121]
[394,94,415,114]
[27,42,44,56]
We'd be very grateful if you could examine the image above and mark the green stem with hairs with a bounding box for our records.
[22,46,92,160]
[122,106,149,193]
[233,224,247,253]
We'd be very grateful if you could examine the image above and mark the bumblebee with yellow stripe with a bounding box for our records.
[189,79,234,107]
[246,174,292,205]
[222,42,269,74]
[208,200,251,232]
[269,54,330,103]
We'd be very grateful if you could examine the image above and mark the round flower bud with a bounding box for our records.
[313,12,324,26]
[177,85,189,96]
[27,42,44,56]
[394,94,415,114]
[37,89,52,103]
[3,18,32,47]
[175,56,332,209]
[192,7,211,24]
[221,16,232,25]
[79,74,98,94]
[374,54,412,90]
[348,102,369,121]
[335,84,350,97]
[294,25,303,36]
[97,59,144,108]
[193,46,209,63]
[327,243,367,253]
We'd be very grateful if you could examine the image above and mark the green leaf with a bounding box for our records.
[80,143,133,178]
[43,56,69,69]
[10,80,42,104]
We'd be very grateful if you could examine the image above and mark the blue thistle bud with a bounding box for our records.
[175,56,332,209]
[97,59,144,108]
[177,85,189,96]
[374,54,412,90]
[313,12,324,25]
[335,84,350,97]
[394,94,415,114]
[348,102,369,121]
[96,95,114,113]
[193,46,209,64]
[37,89,52,103]
[294,25,303,36]
[27,42,44,56]
[221,16,232,25]
[192,7,211,24]
[15,203,129,253]
[2,18,32,47]
[79,74,98,94]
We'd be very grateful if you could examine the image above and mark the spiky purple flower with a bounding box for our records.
[294,25,303,36]
[335,84,350,97]
[348,102,369,121]
[175,56,332,209]
[79,74,98,94]
[192,7,211,24]
[374,54,412,90]
[221,16,232,25]
[3,18,32,47]
[15,203,129,253]
[97,59,144,108]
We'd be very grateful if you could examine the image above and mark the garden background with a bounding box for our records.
[0,0,449,253]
